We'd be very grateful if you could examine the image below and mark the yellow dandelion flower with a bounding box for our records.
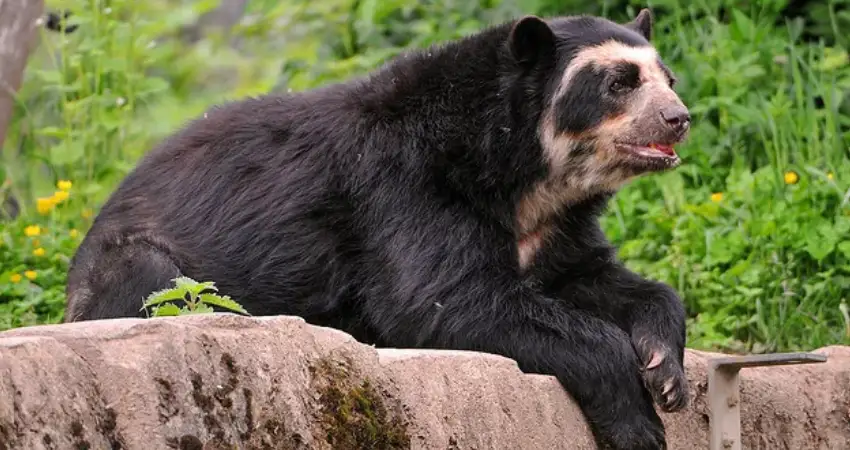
[24,225,41,237]
[711,192,723,203]
[9,274,22,283]
[81,208,93,219]
[70,229,79,238]
[784,171,799,185]
[32,247,45,257]
[24,270,37,280]
[827,172,834,181]
[57,180,72,191]
[36,196,56,215]
[53,190,69,203]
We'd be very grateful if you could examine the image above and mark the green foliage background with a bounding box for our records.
[2,0,850,353]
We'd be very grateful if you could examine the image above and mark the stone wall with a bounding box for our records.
[0,314,847,449]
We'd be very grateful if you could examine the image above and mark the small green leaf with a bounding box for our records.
[838,241,850,258]
[137,77,170,97]
[184,303,215,314]
[805,222,839,261]
[818,47,849,72]
[142,288,187,309]
[734,286,764,298]
[174,276,217,298]
[805,236,835,261]
[835,217,850,234]
[725,259,752,278]
[81,182,105,196]
[49,141,85,166]
[198,293,250,315]
[151,303,182,317]
[35,127,68,138]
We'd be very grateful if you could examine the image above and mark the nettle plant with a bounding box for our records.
[142,276,249,317]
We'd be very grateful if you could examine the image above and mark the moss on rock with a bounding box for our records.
[311,357,410,450]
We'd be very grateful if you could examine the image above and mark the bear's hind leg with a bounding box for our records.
[64,242,183,322]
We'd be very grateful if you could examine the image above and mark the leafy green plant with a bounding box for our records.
[142,276,249,317]
[0,180,85,330]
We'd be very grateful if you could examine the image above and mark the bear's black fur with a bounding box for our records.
[66,9,689,449]
[44,10,78,34]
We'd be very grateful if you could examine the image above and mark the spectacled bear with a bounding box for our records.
[65,8,691,449]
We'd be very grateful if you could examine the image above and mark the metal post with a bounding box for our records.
[707,352,828,450]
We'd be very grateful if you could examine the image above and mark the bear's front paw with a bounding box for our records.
[635,340,689,413]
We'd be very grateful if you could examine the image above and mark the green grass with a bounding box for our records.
[2,0,849,353]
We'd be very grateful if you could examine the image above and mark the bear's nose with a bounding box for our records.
[660,106,690,133]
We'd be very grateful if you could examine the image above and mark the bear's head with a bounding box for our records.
[510,9,689,192]
[507,9,690,265]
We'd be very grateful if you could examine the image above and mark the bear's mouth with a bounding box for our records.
[615,142,678,160]
[613,141,682,171]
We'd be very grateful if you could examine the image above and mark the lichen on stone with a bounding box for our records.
[311,357,410,450]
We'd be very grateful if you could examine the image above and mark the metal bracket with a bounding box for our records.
[708,352,828,450]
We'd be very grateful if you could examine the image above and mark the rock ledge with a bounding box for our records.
[0,314,848,449]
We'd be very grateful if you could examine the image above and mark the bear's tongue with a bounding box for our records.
[648,143,676,156]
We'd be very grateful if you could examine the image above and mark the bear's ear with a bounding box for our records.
[625,8,653,41]
[508,15,555,67]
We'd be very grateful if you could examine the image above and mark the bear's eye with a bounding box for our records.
[609,79,633,94]
[608,62,640,94]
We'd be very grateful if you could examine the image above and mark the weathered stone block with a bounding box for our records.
[0,314,847,449]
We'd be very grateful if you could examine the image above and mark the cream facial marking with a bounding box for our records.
[515,39,686,271]
[536,41,676,185]
[555,40,670,99]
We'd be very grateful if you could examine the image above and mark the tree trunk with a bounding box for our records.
[0,0,44,219]
[0,0,44,154]
[181,0,248,45]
